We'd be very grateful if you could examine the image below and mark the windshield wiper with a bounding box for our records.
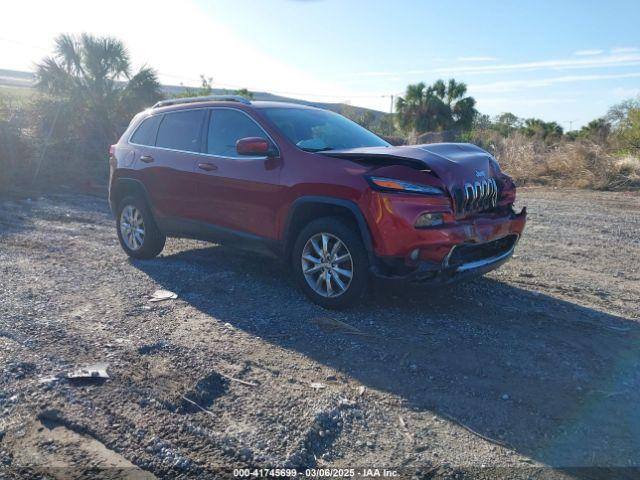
[299,146,335,153]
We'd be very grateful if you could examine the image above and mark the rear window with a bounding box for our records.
[130,115,161,146]
[156,110,206,152]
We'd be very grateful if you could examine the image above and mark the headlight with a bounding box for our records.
[367,176,444,195]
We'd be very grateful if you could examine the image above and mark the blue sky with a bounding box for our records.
[3,0,639,128]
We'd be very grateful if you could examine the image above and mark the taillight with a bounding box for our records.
[109,145,116,157]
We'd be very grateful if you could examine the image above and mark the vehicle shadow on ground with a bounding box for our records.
[133,244,640,468]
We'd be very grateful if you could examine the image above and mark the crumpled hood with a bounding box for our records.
[323,143,497,191]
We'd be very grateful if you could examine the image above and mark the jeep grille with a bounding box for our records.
[453,178,499,216]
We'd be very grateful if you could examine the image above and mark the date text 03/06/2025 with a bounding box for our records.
[232,468,400,477]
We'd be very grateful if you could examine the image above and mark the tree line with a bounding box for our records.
[0,34,253,192]
[1,33,639,194]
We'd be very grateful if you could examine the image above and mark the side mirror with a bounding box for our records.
[236,137,271,156]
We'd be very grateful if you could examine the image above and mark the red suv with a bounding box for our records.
[109,95,526,308]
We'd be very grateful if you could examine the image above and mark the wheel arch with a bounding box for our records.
[109,178,153,216]
[282,196,374,261]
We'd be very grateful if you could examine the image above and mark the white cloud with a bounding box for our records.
[470,71,640,94]
[345,50,640,81]
[345,67,440,78]
[611,47,639,54]
[344,71,398,78]
[436,52,640,75]
[574,49,604,56]
[612,87,640,99]
[457,56,497,62]
[479,97,577,108]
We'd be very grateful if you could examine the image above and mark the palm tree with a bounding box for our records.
[578,118,611,143]
[395,79,477,134]
[395,82,430,133]
[34,33,162,183]
[523,118,563,140]
[36,33,162,134]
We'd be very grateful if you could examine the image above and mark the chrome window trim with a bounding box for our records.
[199,151,268,161]
[127,106,279,161]
[127,143,268,161]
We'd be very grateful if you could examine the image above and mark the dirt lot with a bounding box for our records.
[1,187,639,479]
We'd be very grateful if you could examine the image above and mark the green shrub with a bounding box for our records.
[0,97,33,193]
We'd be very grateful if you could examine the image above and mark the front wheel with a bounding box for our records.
[292,217,369,309]
[116,196,166,259]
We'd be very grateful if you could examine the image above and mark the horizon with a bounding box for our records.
[2,0,639,129]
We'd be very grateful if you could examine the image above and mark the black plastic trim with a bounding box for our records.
[157,217,281,258]
[109,178,154,216]
[282,196,374,260]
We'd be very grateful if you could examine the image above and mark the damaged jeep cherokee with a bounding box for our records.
[109,95,527,308]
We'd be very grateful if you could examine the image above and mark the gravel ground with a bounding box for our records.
[0,187,639,479]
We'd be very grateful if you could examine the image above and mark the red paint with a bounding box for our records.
[190,155,284,238]
[236,137,270,156]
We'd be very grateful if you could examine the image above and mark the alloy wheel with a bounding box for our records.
[120,205,145,251]
[301,232,353,298]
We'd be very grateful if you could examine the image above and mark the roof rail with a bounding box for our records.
[152,95,251,109]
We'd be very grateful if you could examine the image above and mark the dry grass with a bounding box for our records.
[478,132,640,190]
[0,86,34,106]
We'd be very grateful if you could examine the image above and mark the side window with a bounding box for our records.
[207,109,268,157]
[130,115,161,146]
[156,110,205,152]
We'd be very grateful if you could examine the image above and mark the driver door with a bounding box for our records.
[193,108,284,239]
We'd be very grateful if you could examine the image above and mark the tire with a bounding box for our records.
[116,195,166,259]
[292,216,369,309]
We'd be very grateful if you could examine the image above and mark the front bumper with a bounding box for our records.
[370,207,527,284]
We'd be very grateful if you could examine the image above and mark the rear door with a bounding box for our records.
[192,108,283,239]
[134,109,206,220]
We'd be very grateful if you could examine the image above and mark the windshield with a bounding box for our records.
[262,107,390,152]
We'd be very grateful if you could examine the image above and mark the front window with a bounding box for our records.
[207,109,269,157]
[263,107,389,152]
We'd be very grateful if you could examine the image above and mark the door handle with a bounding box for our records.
[198,162,218,171]
[140,155,154,163]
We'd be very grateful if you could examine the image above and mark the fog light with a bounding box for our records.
[415,213,444,228]
[409,248,420,261]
